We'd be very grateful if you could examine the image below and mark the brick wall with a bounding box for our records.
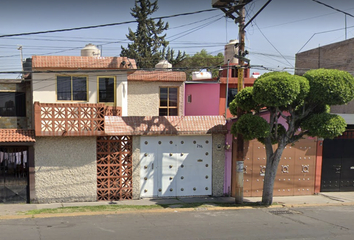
[295,38,354,114]
[295,38,354,76]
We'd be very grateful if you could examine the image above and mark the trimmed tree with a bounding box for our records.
[230,69,354,205]
[121,0,185,68]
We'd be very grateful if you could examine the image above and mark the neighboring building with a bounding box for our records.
[0,79,35,203]
[296,38,354,193]
[184,40,321,197]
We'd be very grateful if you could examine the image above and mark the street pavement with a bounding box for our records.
[1,192,354,218]
[1,205,354,240]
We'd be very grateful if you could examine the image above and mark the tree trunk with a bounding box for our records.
[261,142,286,205]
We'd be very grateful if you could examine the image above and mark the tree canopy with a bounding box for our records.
[120,0,185,69]
[175,49,224,80]
[230,69,354,205]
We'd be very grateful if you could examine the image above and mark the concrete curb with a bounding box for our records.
[2,201,354,220]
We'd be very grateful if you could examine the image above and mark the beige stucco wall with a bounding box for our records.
[128,81,184,116]
[34,137,97,203]
[212,134,225,197]
[31,72,128,115]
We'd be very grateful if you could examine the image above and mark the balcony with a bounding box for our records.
[34,102,121,137]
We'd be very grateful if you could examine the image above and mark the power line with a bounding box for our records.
[297,24,354,53]
[254,23,294,67]
[0,9,218,38]
[311,0,354,18]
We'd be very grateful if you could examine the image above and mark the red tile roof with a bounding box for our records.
[32,56,137,70]
[0,129,36,143]
[105,116,226,136]
[127,70,186,82]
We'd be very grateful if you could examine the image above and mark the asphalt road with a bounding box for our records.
[1,205,354,240]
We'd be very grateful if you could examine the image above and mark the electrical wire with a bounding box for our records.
[254,23,294,67]
[311,0,354,18]
[0,9,218,38]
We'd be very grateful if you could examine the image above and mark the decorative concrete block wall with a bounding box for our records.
[33,137,97,203]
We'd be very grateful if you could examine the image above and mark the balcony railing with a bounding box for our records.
[34,102,121,137]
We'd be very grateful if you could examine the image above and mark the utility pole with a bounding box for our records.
[235,3,246,204]
[212,0,272,204]
[212,0,250,204]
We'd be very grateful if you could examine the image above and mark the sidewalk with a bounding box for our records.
[1,192,354,218]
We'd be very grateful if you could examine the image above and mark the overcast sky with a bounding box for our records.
[0,0,353,78]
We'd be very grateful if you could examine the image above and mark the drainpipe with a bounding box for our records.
[225,59,230,118]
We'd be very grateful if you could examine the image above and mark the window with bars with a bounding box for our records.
[159,87,178,116]
[57,76,88,101]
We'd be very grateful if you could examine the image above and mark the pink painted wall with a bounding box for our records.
[185,83,220,116]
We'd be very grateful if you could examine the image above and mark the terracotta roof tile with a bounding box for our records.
[32,56,137,70]
[127,70,186,82]
[105,116,226,136]
[0,129,35,143]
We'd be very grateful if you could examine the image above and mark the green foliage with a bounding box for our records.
[253,72,303,107]
[231,87,259,114]
[120,0,185,68]
[162,47,186,66]
[304,69,354,105]
[231,114,270,140]
[258,124,286,145]
[300,113,347,139]
[175,49,224,80]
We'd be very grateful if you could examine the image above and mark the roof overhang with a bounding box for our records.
[105,116,227,136]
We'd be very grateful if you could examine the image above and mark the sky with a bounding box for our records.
[0,0,354,78]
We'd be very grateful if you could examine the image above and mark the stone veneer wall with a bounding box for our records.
[212,134,225,197]
[128,81,184,116]
[33,137,97,203]
[132,136,140,199]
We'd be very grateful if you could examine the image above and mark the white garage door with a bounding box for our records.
[140,135,212,198]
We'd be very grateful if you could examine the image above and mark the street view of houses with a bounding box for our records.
[1,0,354,239]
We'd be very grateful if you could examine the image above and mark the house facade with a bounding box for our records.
[1,45,227,203]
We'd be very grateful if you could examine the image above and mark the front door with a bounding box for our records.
[0,147,29,203]
[321,139,354,191]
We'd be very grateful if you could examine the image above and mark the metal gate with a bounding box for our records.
[0,147,28,203]
[97,136,133,201]
[237,139,316,197]
[321,138,354,192]
[140,136,212,198]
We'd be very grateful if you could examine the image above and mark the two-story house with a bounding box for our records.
[0,44,227,203]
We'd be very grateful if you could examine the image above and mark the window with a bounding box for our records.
[0,92,26,117]
[98,77,115,104]
[159,87,178,116]
[227,88,238,107]
[57,76,87,101]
